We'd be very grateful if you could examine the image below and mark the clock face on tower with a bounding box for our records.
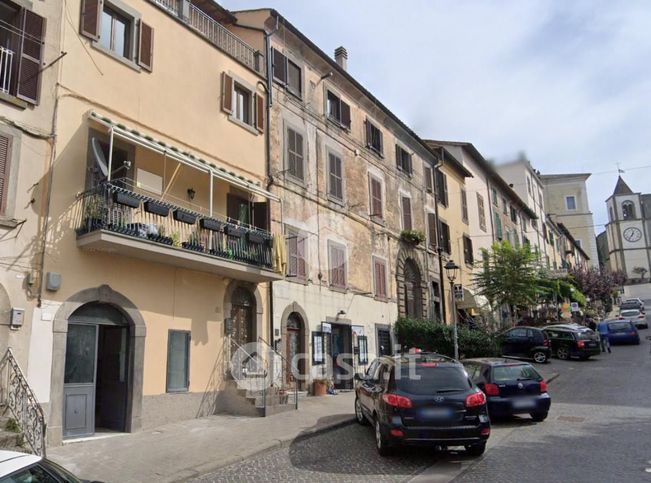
[623,227,642,242]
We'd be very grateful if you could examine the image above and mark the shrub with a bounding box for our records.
[394,317,499,359]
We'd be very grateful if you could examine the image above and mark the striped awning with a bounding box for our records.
[89,111,279,202]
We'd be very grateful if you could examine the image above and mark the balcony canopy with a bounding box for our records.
[89,111,279,202]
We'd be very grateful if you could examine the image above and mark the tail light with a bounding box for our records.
[484,383,500,396]
[628,332,637,336]
[543,338,550,348]
[481,427,491,436]
[465,391,487,408]
[540,381,548,393]
[390,429,404,437]
[382,393,413,409]
[577,340,585,349]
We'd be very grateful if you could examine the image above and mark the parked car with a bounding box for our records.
[598,320,641,345]
[621,299,645,313]
[0,450,88,482]
[354,353,490,456]
[462,358,551,421]
[618,308,648,329]
[497,326,551,363]
[542,324,601,360]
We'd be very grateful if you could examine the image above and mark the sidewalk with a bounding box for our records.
[48,392,355,483]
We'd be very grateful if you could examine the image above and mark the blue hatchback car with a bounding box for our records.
[463,358,551,421]
[598,320,640,345]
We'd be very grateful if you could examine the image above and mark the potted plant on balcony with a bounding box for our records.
[79,194,105,234]
[246,229,266,244]
[224,224,244,238]
[182,232,204,252]
[144,199,169,217]
[200,217,223,232]
[312,378,330,397]
[147,225,173,245]
[112,190,141,208]
[400,229,426,246]
[173,209,197,225]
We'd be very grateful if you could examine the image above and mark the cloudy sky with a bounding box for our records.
[224,0,651,230]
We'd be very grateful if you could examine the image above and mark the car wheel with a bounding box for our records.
[375,418,392,456]
[465,442,486,456]
[530,411,548,422]
[556,346,570,360]
[532,351,548,364]
[355,397,368,426]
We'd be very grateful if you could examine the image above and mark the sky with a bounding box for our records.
[223,0,651,231]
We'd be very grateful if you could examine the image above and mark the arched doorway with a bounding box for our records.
[230,286,255,349]
[403,258,423,319]
[285,313,305,387]
[63,303,131,438]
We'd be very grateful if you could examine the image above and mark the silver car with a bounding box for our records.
[619,309,648,329]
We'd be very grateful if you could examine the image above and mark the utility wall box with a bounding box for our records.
[46,272,61,291]
[11,308,25,328]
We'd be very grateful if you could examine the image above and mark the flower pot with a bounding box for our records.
[247,230,266,244]
[173,209,197,225]
[144,200,169,217]
[224,225,244,238]
[181,242,204,252]
[200,217,223,232]
[312,381,328,397]
[113,191,141,208]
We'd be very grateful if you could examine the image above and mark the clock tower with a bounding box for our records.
[605,177,651,281]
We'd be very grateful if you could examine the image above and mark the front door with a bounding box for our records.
[231,304,252,350]
[63,324,98,438]
[331,324,353,390]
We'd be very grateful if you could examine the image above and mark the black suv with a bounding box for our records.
[543,324,601,360]
[498,327,551,363]
[463,358,551,421]
[354,353,490,456]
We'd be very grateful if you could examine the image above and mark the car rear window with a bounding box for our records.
[492,364,542,382]
[608,321,632,331]
[620,310,640,317]
[620,303,640,310]
[576,330,598,340]
[396,365,471,395]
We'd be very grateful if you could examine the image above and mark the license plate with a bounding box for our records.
[421,407,452,419]
[512,399,535,409]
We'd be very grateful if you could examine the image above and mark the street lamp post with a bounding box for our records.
[445,260,460,361]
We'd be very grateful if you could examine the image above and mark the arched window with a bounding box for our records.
[622,201,635,220]
[403,258,423,319]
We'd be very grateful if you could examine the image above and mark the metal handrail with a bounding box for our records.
[258,337,299,409]
[228,337,268,410]
[0,348,47,456]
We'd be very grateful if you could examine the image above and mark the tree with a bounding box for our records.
[568,267,614,304]
[632,266,648,281]
[473,242,544,325]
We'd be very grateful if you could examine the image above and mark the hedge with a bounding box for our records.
[394,317,499,359]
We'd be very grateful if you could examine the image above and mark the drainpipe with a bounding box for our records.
[434,148,446,323]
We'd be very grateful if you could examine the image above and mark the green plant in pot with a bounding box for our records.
[400,229,426,245]
[170,231,181,247]
[82,194,105,231]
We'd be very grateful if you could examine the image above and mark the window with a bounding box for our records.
[505,229,511,244]
[510,206,518,224]
[502,197,508,215]
[0,134,12,215]
[312,332,325,365]
[477,194,486,232]
[424,164,433,192]
[438,221,451,254]
[285,127,304,181]
[358,336,369,365]
[494,213,503,240]
[622,201,635,220]
[431,281,441,322]
[513,231,520,248]
[461,189,468,223]
[365,119,383,155]
[0,2,45,103]
[435,170,448,206]
[377,327,393,356]
[542,222,548,240]
[463,235,474,265]
[328,241,346,289]
[233,84,251,125]
[575,239,582,248]
[373,257,387,299]
[100,7,130,58]
[0,464,58,482]
[491,187,498,206]
[326,90,351,129]
[401,195,412,230]
[271,48,302,97]
[221,73,264,132]
[538,191,543,208]
[427,212,437,249]
[395,145,412,174]
[286,227,307,280]
[328,152,344,201]
[527,176,532,194]
[166,330,190,392]
[368,175,383,220]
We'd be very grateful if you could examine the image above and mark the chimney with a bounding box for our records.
[334,46,348,71]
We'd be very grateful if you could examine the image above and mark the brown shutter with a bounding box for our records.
[0,134,12,215]
[297,235,306,278]
[221,72,233,114]
[255,93,264,133]
[424,166,433,192]
[16,10,45,104]
[395,144,401,169]
[369,177,382,218]
[365,119,372,148]
[288,235,298,276]
[428,213,437,249]
[137,21,154,72]
[341,101,351,129]
[272,48,287,83]
[80,0,102,40]
[402,197,412,230]
[252,202,268,230]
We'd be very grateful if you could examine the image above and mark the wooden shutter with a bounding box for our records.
[0,134,11,215]
[402,197,412,230]
[427,213,437,249]
[365,120,372,148]
[442,172,449,206]
[16,10,45,104]
[297,235,306,278]
[221,72,233,114]
[369,177,382,218]
[288,234,298,276]
[424,166,433,192]
[395,144,402,169]
[255,94,265,133]
[252,202,268,230]
[272,48,287,83]
[137,21,154,72]
[295,131,304,180]
[341,101,351,129]
[374,259,386,298]
[80,0,102,40]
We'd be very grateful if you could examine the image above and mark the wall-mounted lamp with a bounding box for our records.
[187,188,196,200]
[337,309,346,317]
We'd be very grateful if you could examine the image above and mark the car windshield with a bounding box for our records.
[493,364,542,382]
[396,365,471,395]
[620,310,640,317]
[608,321,632,331]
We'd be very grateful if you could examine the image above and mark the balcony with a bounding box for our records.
[75,183,282,282]
[150,0,264,74]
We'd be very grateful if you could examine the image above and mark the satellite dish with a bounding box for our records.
[91,137,108,178]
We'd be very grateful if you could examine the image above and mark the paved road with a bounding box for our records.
[195,326,651,483]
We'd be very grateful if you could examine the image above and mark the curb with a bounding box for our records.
[546,373,560,384]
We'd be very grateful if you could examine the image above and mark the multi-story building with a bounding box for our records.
[22,0,287,446]
[541,173,598,267]
[230,9,470,389]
